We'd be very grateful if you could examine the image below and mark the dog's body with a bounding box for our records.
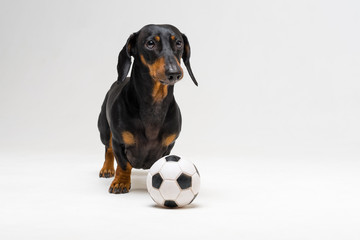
[98,25,197,194]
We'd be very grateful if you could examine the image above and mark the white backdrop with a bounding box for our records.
[1,0,359,239]
[1,0,359,158]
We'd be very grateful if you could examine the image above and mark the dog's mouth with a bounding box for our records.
[160,80,170,85]
[159,79,181,86]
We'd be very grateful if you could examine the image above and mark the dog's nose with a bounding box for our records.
[165,68,182,81]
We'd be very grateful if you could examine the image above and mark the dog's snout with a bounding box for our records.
[166,68,182,81]
[165,60,183,82]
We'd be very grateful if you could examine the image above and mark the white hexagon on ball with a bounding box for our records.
[191,173,200,195]
[178,158,196,175]
[160,162,182,180]
[147,155,200,208]
[176,189,194,207]
[149,157,165,175]
[148,187,164,205]
[159,180,180,200]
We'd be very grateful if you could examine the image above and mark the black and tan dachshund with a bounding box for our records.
[97,24,197,194]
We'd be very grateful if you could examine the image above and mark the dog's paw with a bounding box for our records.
[109,178,131,194]
[99,167,115,178]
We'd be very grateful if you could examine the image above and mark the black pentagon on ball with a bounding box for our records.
[177,173,192,189]
[152,173,163,189]
[164,200,178,208]
[165,155,181,162]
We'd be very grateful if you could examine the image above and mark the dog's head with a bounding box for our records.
[116,24,197,86]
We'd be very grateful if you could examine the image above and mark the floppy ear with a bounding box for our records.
[117,33,137,82]
[182,34,198,86]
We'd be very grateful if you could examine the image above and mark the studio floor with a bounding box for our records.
[1,151,359,240]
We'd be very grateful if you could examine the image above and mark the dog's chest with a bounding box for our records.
[139,104,167,138]
[144,125,161,141]
[124,129,175,169]
[122,114,179,168]
[119,99,180,168]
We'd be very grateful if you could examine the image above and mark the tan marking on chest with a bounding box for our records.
[163,134,177,146]
[122,131,136,145]
[152,81,168,102]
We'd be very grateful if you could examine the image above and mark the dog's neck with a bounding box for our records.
[125,61,175,139]
[129,60,175,104]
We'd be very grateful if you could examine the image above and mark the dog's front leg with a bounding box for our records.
[109,162,132,194]
[108,141,132,194]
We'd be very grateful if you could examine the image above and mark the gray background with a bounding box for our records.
[1,0,359,239]
[1,0,359,158]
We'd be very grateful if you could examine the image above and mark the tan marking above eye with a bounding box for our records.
[171,35,175,40]
[155,36,160,42]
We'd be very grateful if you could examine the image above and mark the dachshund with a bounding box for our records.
[97,24,197,194]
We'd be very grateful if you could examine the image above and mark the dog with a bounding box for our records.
[97,24,197,194]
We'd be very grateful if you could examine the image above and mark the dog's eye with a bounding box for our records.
[176,40,183,49]
[146,40,155,50]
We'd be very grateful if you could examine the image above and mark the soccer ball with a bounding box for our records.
[147,155,200,208]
